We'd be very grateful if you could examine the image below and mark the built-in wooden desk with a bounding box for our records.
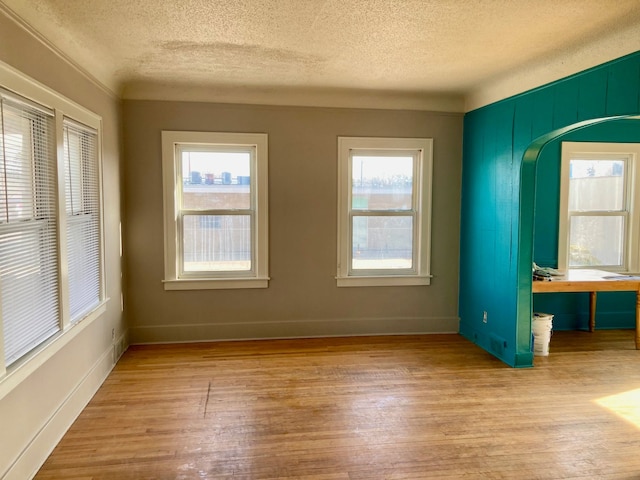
[532,269,640,349]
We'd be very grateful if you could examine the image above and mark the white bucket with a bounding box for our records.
[532,313,553,356]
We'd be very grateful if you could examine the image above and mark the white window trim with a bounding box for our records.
[336,136,433,287]
[558,141,640,273]
[0,59,108,394]
[161,131,269,290]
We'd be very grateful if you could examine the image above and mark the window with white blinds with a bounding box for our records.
[63,119,101,322]
[0,78,104,375]
[0,92,60,366]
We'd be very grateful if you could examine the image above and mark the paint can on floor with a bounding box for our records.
[532,313,554,356]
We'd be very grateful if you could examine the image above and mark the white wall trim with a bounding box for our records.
[129,316,460,344]
[2,343,116,480]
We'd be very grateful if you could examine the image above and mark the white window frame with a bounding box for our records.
[337,136,433,287]
[0,60,106,397]
[162,131,269,290]
[558,142,640,273]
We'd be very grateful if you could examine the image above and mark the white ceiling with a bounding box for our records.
[3,0,640,111]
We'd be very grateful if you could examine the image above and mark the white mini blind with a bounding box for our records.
[0,92,60,366]
[63,118,101,322]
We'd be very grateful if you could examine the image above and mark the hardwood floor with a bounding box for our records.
[36,331,640,479]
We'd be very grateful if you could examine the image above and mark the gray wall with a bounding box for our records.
[123,100,463,342]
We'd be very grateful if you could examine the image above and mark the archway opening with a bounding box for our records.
[517,115,640,360]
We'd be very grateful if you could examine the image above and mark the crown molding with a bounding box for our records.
[123,81,466,113]
[0,2,119,100]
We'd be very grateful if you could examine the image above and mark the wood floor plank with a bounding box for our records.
[35,331,640,479]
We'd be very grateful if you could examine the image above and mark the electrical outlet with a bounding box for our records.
[482,311,488,323]
[111,328,115,341]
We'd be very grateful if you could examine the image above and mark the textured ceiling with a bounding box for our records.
[3,0,640,110]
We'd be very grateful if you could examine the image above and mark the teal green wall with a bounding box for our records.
[459,51,640,367]
[533,120,640,331]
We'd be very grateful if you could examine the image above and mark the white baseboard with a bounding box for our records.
[3,345,115,480]
[130,316,460,344]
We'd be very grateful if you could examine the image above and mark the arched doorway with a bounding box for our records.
[516,115,639,357]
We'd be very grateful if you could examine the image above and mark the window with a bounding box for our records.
[162,131,269,290]
[0,79,104,378]
[337,136,433,287]
[63,119,101,321]
[0,92,59,368]
[558,142,640,272]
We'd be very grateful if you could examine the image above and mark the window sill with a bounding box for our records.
[336,275,432,287]
[0,299,109,401]
[163,277,270,290]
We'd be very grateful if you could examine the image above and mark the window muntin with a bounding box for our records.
[559,142,640,272]
[162,131,268,290]
[337,137,432,287]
